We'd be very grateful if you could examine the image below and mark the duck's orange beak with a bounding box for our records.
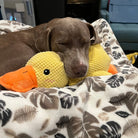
[0,65,38,92]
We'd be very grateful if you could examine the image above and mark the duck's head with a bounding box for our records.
[26,52,68,88]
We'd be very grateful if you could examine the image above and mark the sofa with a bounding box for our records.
[99,0,138,51]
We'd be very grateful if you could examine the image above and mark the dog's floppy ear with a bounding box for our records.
[85,23,96,44]
[35,25,52,52]
[86,23,101,45]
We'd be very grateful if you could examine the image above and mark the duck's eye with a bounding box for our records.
[44,69,50,75]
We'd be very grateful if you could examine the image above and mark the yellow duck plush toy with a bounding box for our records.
[0,52,68,92]
[0,44,117,92]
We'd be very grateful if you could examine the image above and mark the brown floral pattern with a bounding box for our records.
[0,19,138,138]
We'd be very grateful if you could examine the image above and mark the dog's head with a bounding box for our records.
[35,17,95,78]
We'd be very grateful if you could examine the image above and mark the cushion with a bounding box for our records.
[109,0,138,23]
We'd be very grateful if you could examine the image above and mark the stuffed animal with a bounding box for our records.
[0,52,68,92]
[68,44,117,85]
[0,44,117,92]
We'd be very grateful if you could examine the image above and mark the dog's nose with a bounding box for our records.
[72,64,87,78]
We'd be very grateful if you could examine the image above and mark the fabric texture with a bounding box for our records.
[0,19,138,138]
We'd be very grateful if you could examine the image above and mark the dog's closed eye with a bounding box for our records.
[56,41,70,46]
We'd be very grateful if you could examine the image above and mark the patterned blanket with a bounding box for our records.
[0,19,138,138]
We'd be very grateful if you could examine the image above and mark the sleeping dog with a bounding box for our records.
[0,17,95,80]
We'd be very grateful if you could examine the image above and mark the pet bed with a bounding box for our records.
[0,19,138,138]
